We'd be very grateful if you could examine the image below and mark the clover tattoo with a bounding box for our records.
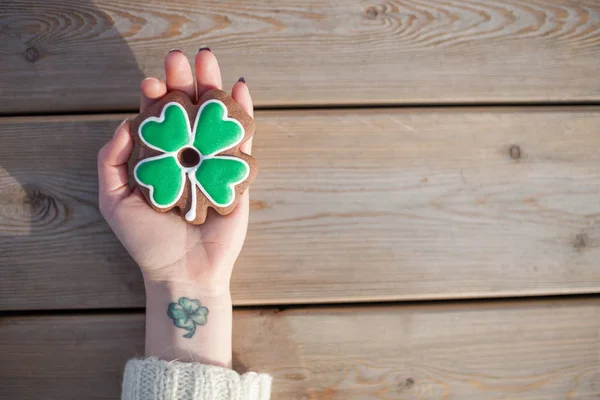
[167,297,209,338]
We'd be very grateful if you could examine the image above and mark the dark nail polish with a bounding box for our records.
[198,47,211,53]
[238,77,246,84]
[169,48,182,54]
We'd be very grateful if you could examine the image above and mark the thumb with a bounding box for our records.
[97,119,134,217]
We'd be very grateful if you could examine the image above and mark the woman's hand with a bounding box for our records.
[97,49,252,366]
[97,49,253,296]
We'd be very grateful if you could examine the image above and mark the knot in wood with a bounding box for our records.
[574,232,588,251]
[365,6,381,19]
[25,186,48,208]
[25,47,39,62]
[509,145,521,160]
[23,185,59,221]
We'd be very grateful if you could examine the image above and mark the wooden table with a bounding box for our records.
[1,1,599,398]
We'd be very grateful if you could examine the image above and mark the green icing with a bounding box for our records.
[195,157,249,206]
[140,103,189,152]
[135,99,250,212]
[193,101,243,156]
[135,156,183,207]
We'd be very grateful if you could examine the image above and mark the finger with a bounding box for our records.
[195,48,222,97]
[165,50,195,100]
[98,119,134,213]
[140,77,167,112]
[231,78,253,117]
[232,78,254,155]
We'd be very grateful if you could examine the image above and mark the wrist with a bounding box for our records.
[143,278,231,301]
[143,279,233,367]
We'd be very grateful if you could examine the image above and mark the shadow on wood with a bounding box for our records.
[0,0,146,114]
[0,0,146,308]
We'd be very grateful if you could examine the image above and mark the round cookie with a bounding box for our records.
[129,89,257,224]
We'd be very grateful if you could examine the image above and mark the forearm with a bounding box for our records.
[143,279,233,368]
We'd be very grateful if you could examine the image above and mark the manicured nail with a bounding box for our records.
[114,119,128,138]
[169,48,182,54]
[198,46,211,52]
[238,77,246,84]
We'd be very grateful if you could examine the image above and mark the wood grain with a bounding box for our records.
[1,0,599,113]
[1,299,599,399]
[1,108,599,310]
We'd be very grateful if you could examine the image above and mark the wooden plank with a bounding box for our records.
[1,0,599,114]
[1,299,599,399]
[1,108,600,310]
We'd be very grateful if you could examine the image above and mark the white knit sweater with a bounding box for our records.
[122,357,272,400]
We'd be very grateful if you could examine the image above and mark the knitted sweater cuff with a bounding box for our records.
[122,357,272,400]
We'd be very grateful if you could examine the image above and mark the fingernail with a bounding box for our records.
[169,48,182,54]
[114,119,128,138]
[198,46,211,53]
[238,77,246,84]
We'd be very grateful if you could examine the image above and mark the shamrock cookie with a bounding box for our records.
[130,89,257,224]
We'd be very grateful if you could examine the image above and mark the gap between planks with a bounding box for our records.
[2,101,600,119]
[1,292,600,318]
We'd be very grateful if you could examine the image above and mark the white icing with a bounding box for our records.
[185,171,198,221]
[133,152,186,209]
[134,99,250,219]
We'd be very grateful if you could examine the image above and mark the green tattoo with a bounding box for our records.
[167,297,209,338]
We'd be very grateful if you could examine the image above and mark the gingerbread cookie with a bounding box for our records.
[130,89,257,224]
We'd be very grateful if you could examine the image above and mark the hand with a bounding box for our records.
[98,50,253,295]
